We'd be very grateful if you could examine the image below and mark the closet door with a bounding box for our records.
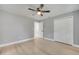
[54,16,73,45]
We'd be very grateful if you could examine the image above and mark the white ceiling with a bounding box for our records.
[0,4,79,20]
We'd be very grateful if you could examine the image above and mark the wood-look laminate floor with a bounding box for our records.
[0,39,79,55]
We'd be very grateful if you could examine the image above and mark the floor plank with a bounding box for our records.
[0,39,79,55]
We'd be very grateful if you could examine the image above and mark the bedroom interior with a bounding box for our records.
[0,4,79,55]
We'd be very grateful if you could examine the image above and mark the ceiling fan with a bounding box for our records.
[28,4,50,16]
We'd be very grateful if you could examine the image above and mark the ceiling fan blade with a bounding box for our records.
[40,4,44,9]
[28,8,36,11]
[42,10,50,13]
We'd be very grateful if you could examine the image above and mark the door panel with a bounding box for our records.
[34,22,43,39]
[39,22,43,38]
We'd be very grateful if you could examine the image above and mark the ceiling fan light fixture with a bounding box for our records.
[28,4,50,16]
[37,11,42,15]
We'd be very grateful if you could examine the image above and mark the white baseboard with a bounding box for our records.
[72,44,79,48]
[0,38,33,48]
[2,37,79,48]
[44,37,55,41]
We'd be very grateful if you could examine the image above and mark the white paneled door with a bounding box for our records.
[54,16,73,45]
[34,21,43,39]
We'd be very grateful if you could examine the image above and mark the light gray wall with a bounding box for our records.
[39,10,79,46]
[42,11,75,40]
[73,10,79,45]
[42,11,74,40]
[43,10,79,45]
[0,10,34,45]
[43,17,54,39]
